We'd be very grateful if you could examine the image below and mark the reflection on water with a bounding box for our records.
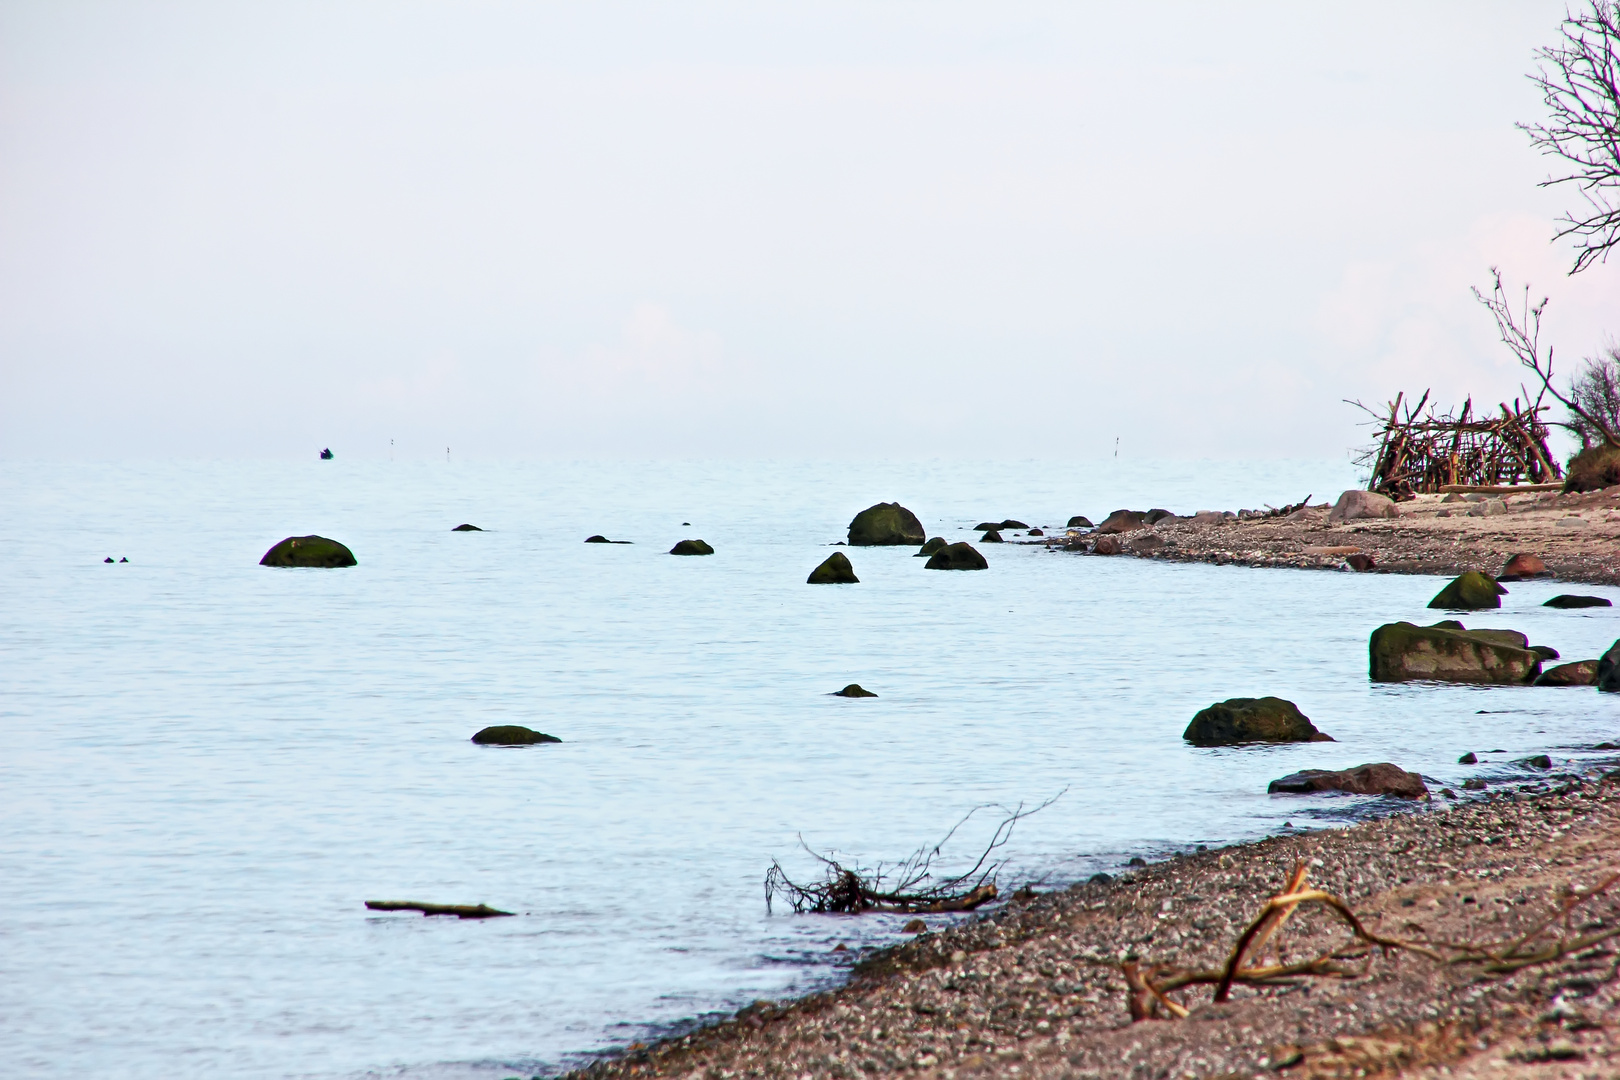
[2,459,1617,1079]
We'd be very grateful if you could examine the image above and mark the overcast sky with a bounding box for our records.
[2,1,1616,461]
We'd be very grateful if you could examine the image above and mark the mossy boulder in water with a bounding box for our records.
[808,551,859,584]
[260,535,356,567]
[980,529,1004,543]
[915,537,948,557]
[1183,697,1331,746]
[924,542,987,570]
[847,502,925,546]
[471,725,561,745]
[1427,571,1505,610]
[1369,621,1542,683]
[669,539,714,556]
[1564,443,1620,493]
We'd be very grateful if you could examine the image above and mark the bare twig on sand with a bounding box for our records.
[364,901,514,918]
[764,794,1063,915]
[1121,862,1620,1021]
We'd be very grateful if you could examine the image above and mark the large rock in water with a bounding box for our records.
[260,535,356,567]
[1369,621,1542,684]
[1599,640,1620,692]
[807,551,859,584]
[1328,490,1397,522]
[669,539,714,556]
[1183,697,1331,746]
[1267,763,1427,799]
[1427,571,1505,610]
[924,542,988,570]
[472,725,560,745]
[848,503,925,546]
[1536,660,1598,686]
[915,537,948,557]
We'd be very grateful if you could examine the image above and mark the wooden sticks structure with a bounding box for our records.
[1349,390,1563,499]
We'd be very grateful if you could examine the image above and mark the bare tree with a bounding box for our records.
[1568,343,1620,446]
[1520,2,1620,274]
[1472,266,1620,448]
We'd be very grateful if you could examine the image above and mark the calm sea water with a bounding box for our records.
[4,458,1620,1080]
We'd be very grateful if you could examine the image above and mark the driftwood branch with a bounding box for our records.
[764,794,1062,915]
[364,901,514,919]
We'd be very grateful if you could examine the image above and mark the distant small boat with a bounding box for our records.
[320,448,334,460]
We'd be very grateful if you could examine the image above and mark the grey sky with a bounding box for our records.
[2,1,1616,460]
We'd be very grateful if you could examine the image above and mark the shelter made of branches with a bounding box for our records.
[1350,390,1563,500]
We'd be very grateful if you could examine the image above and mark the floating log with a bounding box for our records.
[364,900,514,918]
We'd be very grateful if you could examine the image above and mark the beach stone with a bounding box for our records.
[1088,872,1113,885]
[1459,752,1478,764]
[1556,517,1590,528]
[924,542,987,570]
[1536,660,1598,686]
[915,537,947,557]
[1142,509,1175,525]
[1127,533,1166,553]
[807,551,859,584]
[259,535,357,567]
[1500,553,1549,580]
[1183,697,1331,747]
[1564,443,1620,493]
[1598,640,1620,692]
[452,523,483,531]
[980,529,1004,543]
[1092,535,1123,555]
[1463,777,1487,790]
[974,522,1000,531]
[1096,510,1146,534]
[902,919,927,933]
[847,502,925,546]
[669,539,714,556]
[1267,762,1428,799]
[1067,515,1094,528]
[471,725,560,745]
[1328,490,1397,522]
[1027,527,1044,536]
[1345,553,1376,572]
[832,683,877,697]
[1467,498,1507,517]
[1523,754,1553,769]
[999,519,1029,530]
[1545,594,1612,608]
[1369,621,1542,683]
[1427,571,1505,610]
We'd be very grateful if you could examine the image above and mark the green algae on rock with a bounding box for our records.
[471,725,561,745]
[1427,571,1506,610]
[807,551,859,584]
[847,502,925,546]
[259,535,357,567]
[1369,621,1542,683]
[669,539,714,556]
[924,541,987,570]
[1182,696,1331,746]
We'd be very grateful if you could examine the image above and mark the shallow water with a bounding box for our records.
[3,458,1619,1080]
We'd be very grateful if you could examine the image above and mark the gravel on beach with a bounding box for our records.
[564,777,1620,1080]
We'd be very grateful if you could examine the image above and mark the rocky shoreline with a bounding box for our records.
[1046,487,1620,586]
[563,774,1620,1080]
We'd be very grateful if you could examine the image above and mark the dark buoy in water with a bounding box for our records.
[320,448,334,460]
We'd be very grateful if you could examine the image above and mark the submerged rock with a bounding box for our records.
[1545,594,1612,608]
[1267,762,1427,799]
[808,552,859,584]
[848,503,926,546]
[832,683,878,698]
[1183,697,1331,746]
[1328,490,1397,523]
[1067,515,1094,528]
[1369,621,1542,684]
[1536,660,1598,686]
[1427,571,1506,610]
[260,535,357,567]
[584,535,610,543]
[1499,553,1549,580]
[1459,752,1478,764]
[915,537,948,557]
[669,539,714,556]
[924,542,987,570]
[999,519,1029,530]
[471,725,561,745]
[452,523,483,532]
